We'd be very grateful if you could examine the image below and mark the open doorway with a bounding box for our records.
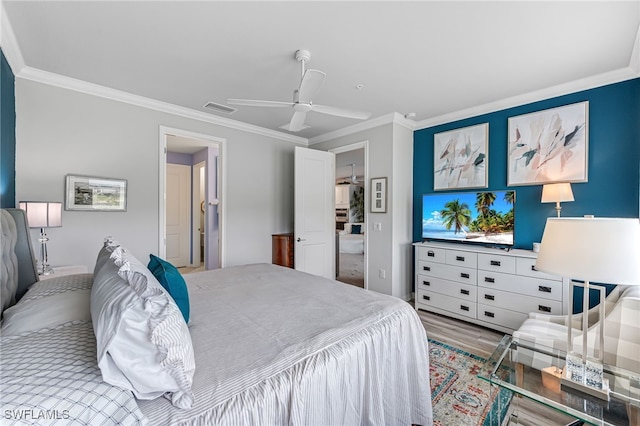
[159,127,225,272]
[331,142,368,289]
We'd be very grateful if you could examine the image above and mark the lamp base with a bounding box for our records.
[39,264,55,276]
[561,366,610,400]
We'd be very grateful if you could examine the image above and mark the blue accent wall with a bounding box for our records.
[1,49,16,208]
[413,78,640,249]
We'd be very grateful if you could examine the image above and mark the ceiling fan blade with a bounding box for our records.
[311,104,371,120]
[297,69,325,104]
[226,99,293,108]
[286,110,308,132]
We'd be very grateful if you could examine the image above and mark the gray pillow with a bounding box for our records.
[0,210,19,316]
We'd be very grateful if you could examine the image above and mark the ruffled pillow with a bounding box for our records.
[91,239,195,409]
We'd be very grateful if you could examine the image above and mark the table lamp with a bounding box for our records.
[19,201,62,275]
[535,217,640,399]
[541,183,574,217]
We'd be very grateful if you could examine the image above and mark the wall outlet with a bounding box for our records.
[378,269,386,279]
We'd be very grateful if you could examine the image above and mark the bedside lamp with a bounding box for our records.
[535,217,640,399]
[19,201,62,275]
[541,183,574,217]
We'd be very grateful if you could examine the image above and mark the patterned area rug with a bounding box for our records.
[429,339,513,426]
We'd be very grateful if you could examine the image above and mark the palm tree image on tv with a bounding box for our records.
[440,200,472,235]
[423,190,515,245]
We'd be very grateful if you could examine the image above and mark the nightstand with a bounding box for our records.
[39,265,90,280]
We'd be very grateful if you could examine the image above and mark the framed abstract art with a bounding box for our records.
[433,123,488,191]
[508,101,588,186]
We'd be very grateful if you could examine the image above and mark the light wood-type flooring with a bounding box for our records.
[416,308,576,426]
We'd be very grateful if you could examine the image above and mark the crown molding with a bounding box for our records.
[0,1,25,74]
[16,67,309,146]
[414,65,640,131]
[309,112,417,145]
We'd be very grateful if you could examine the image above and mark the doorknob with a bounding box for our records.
[296,237,306,242]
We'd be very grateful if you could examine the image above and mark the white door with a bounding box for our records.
[166,163,191,267]
[294,146,335,279]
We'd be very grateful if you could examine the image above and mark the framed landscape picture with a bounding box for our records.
[434,123,488,191]
[507,101,588,186]
[65,174,127,211]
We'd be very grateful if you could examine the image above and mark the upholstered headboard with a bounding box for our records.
[1,208,39,304]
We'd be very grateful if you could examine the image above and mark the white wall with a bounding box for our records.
[15,79,296,270]
[312,121,414,299]
[390,124,414,300]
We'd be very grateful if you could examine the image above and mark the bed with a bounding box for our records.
[0,208,432,425]
[339,222,365,254]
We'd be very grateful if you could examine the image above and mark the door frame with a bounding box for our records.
[192,161,206,267]
[158,126,227,268]
[330,141,369,289]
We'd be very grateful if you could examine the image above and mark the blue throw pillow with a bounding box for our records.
[351,224,362,234]
[147,254,190,323]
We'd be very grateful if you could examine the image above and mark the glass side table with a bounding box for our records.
[478,335,640,426]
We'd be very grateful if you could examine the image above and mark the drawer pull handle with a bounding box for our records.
[531,265,537,271]
[460,289,470,295]
[484,277,495,283]
[427,250,435,257]
[422,280,431,286]
[484,311,495,318]
[423,295,430,301]
[538,305,551,313]
[538,285,552,293]
[456,256,465,262]
[423,266,431,272]
[460,273,470,279]
[484,294,495,301]
[490,260,501,266]
[460,305,469,312]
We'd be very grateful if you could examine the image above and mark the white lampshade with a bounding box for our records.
[536,217,640,285]
[19,201,62,228]
[541,183,575,203]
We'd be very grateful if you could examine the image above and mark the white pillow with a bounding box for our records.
[92,242,195,409]
[1,273,93,336]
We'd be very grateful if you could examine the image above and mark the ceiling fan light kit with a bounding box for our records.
[227,49,371,133]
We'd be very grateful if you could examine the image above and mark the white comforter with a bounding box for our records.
[137,263,432,426]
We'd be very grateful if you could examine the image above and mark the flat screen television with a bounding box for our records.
[421,190,515,246]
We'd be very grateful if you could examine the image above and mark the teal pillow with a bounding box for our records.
[351,224,362,234]
[147,254,190,323]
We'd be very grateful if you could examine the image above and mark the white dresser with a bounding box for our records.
[414,241,568,333]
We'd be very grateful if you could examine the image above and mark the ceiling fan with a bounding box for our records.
[227,49,371,132]
[339,163,362,184]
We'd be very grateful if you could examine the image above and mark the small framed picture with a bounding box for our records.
[65,174,127,211]
[370,177,387,213]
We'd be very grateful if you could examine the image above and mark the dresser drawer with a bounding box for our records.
[478,288,562,315]
[477,253,516,274]
[416,275,477,301]
[477,271,563,301]
[416,246,446,263]
[477,304,529,331]
[417,289,476,319]
[417,261,477,285]
[516,257,561,281]
[445,249,477,268]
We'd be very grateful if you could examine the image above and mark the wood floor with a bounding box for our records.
[416,307,576,426]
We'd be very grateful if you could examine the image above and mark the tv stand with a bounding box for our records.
[413,241,568,333]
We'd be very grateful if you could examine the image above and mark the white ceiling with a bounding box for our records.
[3,1,639,141]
